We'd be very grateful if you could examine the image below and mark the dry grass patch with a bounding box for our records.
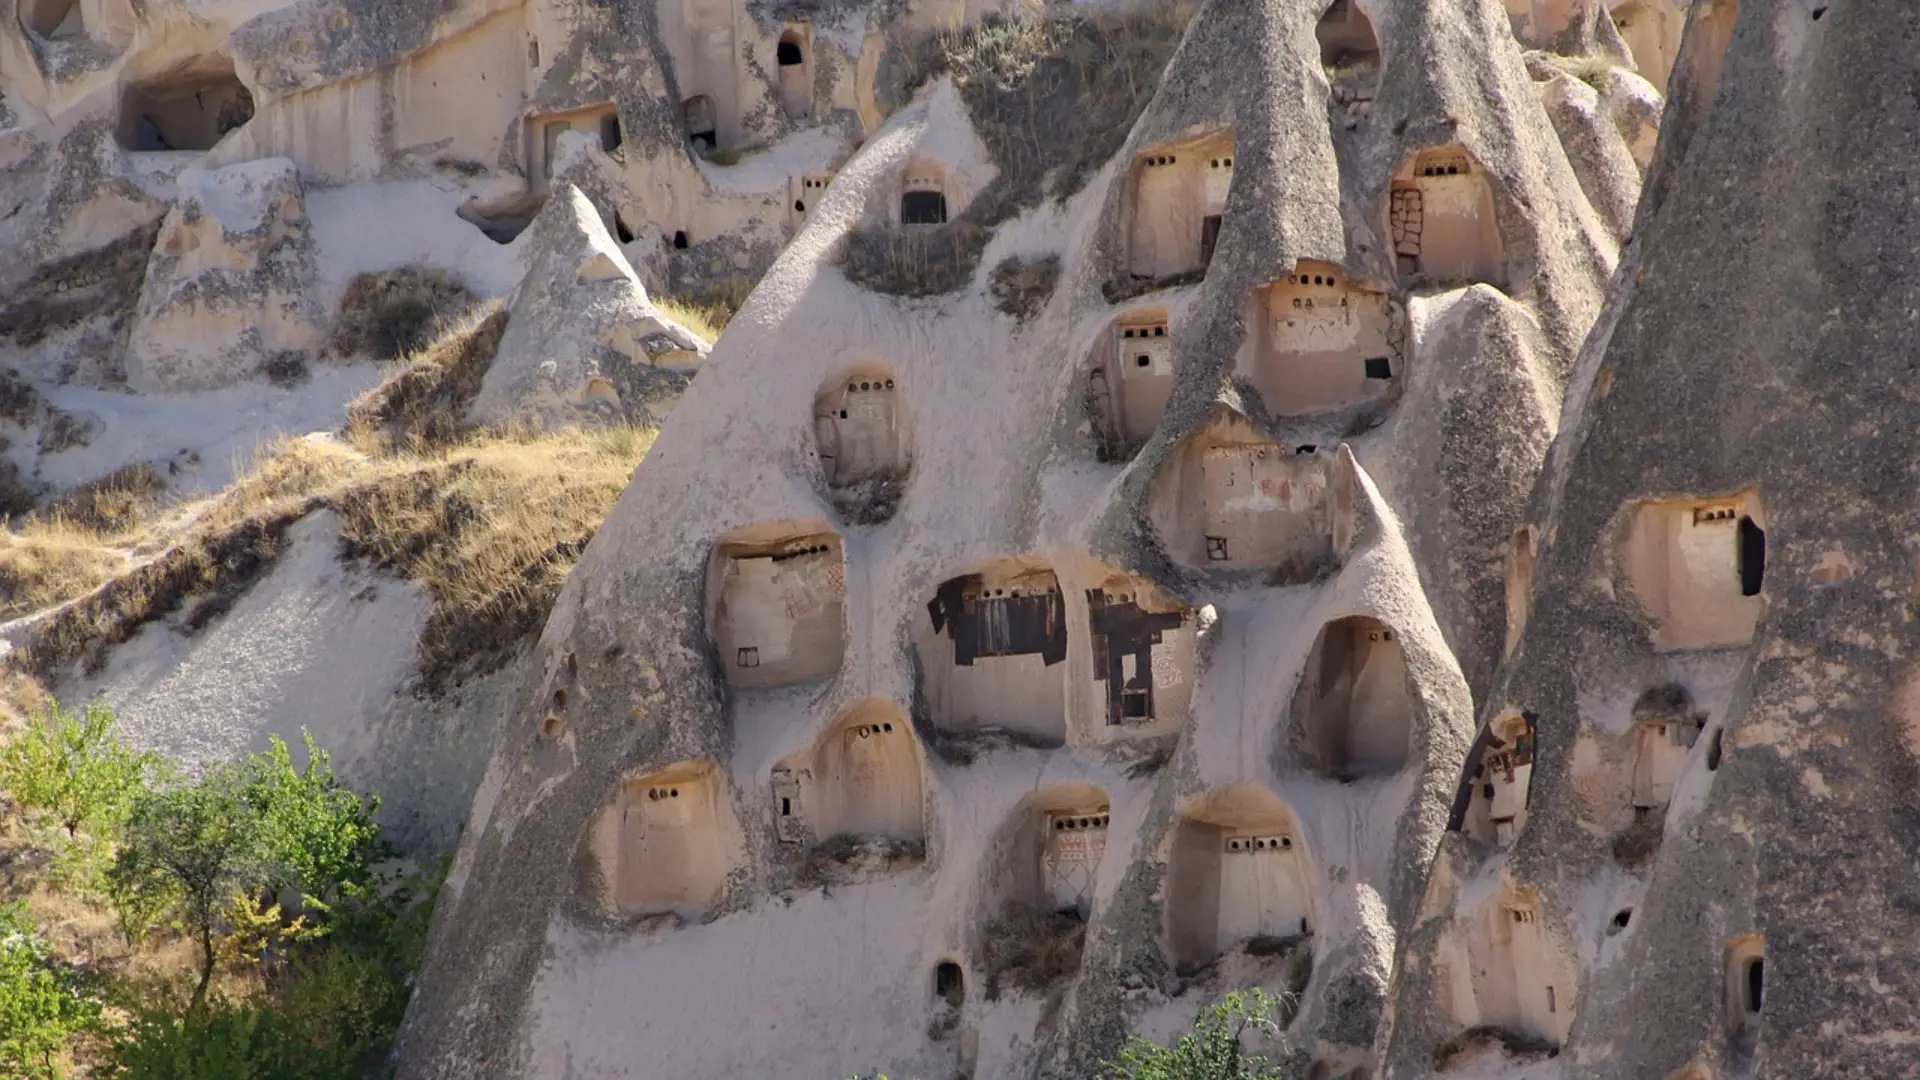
[652,296,727,344]
[12,426,652,693]
[989,253,1061,319]
[39,462,168,537]
[345,304,508,455]
[0,526,124,621]
[979,900,1086,998]
[2,463,171,622]
[10,294,653,696]
[330,266,482,361]
[335,425,653,691]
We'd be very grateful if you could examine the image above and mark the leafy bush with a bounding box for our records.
[107,732,388,1005]
[0,902,103,1079]
[99,858,444,1080]
[0,700,159,841]
[241,732,385,907]
[1102,989,1292,1080]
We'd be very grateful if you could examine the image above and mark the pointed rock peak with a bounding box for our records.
[521,183,644,295]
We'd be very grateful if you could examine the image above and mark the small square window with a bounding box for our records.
[1206,536,1230,561]
[1364,356,1392,380]
[737,647,760,667]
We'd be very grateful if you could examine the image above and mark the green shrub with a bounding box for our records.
[1101,989,1292,1080]
[108,731,389,1006]
[0,902,104,1079]
[0,700,159,840]
[241,731,385,907]
[99,858,444,1079]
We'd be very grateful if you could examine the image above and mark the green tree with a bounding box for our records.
[105,731,389,1008]
[1102,989,1293,1080]
[110,764,266,1007]
[0,902,103,1079]
[0,700,158,840]
[100,858,446,1080]
[241,732,385,908]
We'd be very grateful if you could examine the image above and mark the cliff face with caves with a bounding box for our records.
[8,0,1903,1075]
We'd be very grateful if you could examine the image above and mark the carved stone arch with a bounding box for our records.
[1086,306,1173,461]
[771,699,925,848]
[1289,614,1414,780]
[1620,489,1764,651]
[812,358,912,522]
[1166,783,1315,968]
[1317,0,1380,68]
[1147,410,1341,581]
[915,559,1069,747]
[1241,261,1401,418]
[1383,146,1506,290]
[707,521,845,688]
[117,62,255,152]
[1123,128,1235,281]
[588,761,740,920]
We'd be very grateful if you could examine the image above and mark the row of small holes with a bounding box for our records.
[647,786,682,801]
[1209,157,1233,169]
[854,722,898,738]
[1121,326,1169,339]
[1419,162,1467,177]
[847,379,896,392]
[1291,273,1341,286]
[1225,835,1293,852]
[765,544,832,561]
[1143,154,1178,166]
[1054,813,1111,831]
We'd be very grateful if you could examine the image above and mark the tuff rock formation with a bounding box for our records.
[395,0,1631,1076]
[7,0,1907,1075]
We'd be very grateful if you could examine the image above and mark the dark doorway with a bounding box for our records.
[1737,516,1765,597]
[683,96,717,152]
[1744,957,1764,1013]
[1200,215,1223,266]
[901,190,947,225]
[599,114,622,152]
[777,38,804,66]
[934,962,964,1008]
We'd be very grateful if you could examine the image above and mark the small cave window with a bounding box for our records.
[119,70,255,152]
[1744,957,1765,1014]
[1609,908,1632,934]
[777,38,804,66]
[1317,0,1381,69]
[600,113,623,153]
[683,95,717,152]
[1737,516,1766,597]
[672,230,689,250]
[934,961,964,1008]
[1707,727,1724,770]
[1363,356,1392,380]
[901,190,948,226]
[614,212,634,244]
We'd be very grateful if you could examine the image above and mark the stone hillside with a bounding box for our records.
[8,0,1899,1077]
